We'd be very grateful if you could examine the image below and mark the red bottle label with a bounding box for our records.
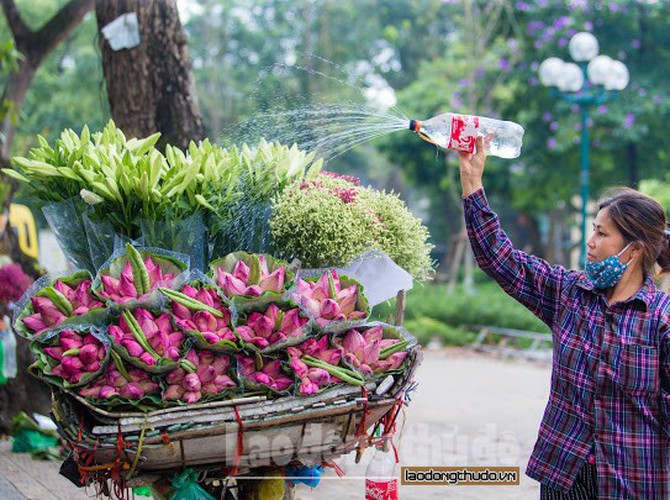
[365,479,399,500]
[448,115,480,153]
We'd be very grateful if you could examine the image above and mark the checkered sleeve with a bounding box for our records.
[462,188,573,328]
[661,328,670,437]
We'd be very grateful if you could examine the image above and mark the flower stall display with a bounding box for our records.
[5,123,426,494]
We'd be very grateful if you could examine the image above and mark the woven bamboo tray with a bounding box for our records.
[51,346,422,485]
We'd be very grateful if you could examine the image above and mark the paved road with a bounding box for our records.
[0,348,551,499]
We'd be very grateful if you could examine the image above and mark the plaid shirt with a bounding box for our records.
[463,189,670,499]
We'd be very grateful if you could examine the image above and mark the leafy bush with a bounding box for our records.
[372,276,550,346]
[269,172,434,280]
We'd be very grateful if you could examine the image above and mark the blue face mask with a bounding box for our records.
[584,242,633,289]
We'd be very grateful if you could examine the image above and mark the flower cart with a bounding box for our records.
[5,122,432,498]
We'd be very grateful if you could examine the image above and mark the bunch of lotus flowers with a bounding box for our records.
[160,285,236,346]
[287,336,364,394]
[40,329,107,385]
[21,278,104,336]
[214,254,287,297]
[235,303,309,349]
[236,354,293,393]
[108,309,185,367]
[333,325,409,375]
[78,356,159,400]
[163,350,237,403]
[293,270,367,326]
[99,244,177,303]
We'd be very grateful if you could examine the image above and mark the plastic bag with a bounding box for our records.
[0,323,17,383]
[169,468,215,500]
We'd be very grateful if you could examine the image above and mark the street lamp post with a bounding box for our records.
[539,32,629,266]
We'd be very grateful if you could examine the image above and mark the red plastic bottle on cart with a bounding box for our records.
[365,443,398,500]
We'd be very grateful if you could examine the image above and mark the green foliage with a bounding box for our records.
[269,172,434,280]
[371,277,550,346]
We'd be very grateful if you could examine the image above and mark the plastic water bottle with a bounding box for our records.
[365,443,398,500]
[409,112,524,159]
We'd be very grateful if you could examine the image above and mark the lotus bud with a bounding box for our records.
[259,267,285,292]
[182,373,201,392]
[21,314,48,333]
[43,347,64,360]
[139,352,157,365]
[79,344,99,364]
[61,356,84,374]
[243,285,262,297]
[183,391,201,403]
[123,383,144,400]
[122,339,145,358]
[299,379,320,395]
[231,260,250,282]
[164,384,184,400]
[99,386,118,399]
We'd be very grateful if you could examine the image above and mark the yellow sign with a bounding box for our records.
[0,204,39,259]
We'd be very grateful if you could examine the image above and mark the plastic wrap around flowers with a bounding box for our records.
[14,270,105,340]
[19,249,416,411]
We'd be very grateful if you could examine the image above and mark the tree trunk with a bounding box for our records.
[95,0,204,150]
[0,0,94,432]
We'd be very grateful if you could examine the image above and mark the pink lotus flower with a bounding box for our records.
[236,354,293,392]
[99,258,175,304]
[235,303,308,349]
[293,270,367,326]
[108,308,185,364]
[163,350,236,404]
[42,329,106,385]
[22,296,67,335]
[287,336,343,395]
[334,326,408,374]
[169,285,236,345]
[54,279,104,315]
[216,255,286,297]
[78,362,159,401]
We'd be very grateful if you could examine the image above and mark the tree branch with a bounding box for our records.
[27,0,94,64]
[0,0,30,46]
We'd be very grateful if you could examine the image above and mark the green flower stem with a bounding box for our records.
[121,310,160,360]
[179,359,197,373]
[125,243,151,296]
[302,355,365,386]
[379,339,410,360]
[109,349,131,381]
[42,286,74,316]
[158,288,224,318]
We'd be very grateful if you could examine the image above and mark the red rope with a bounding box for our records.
[230,406,245,476]
[323,459,346,477]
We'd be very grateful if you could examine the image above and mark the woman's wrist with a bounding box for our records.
[461,176,483,197]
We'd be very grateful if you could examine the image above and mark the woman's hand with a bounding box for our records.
[459,136,487,197]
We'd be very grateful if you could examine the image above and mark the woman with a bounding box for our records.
[459,138,670,499]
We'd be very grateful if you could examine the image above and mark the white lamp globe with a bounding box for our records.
[539,57,565,87]
[556,62,584,92]
[587,55,613,85]
[604,61,629,90]
[569,32,599,62]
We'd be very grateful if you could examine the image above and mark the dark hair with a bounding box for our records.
[598,187,670,275]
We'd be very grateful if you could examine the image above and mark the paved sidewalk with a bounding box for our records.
[0,348,551,499]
